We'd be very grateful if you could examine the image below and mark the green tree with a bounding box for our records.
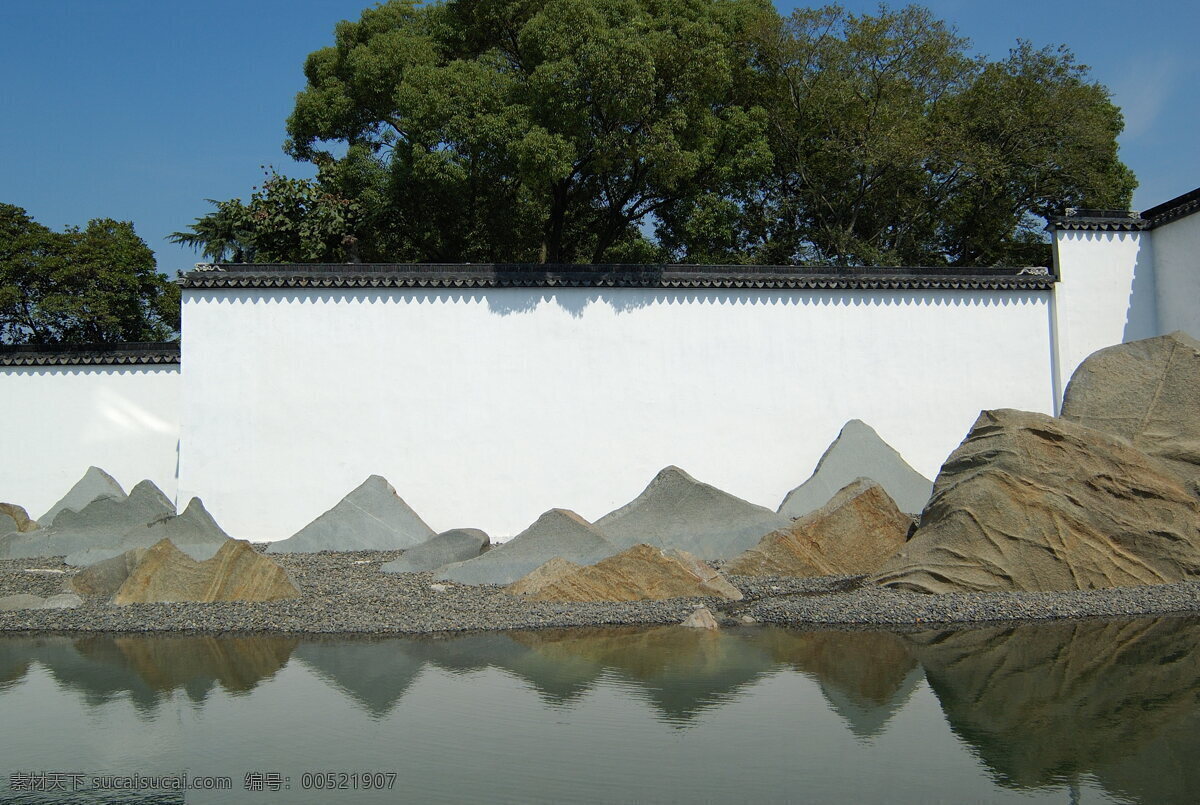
[734,5,1135,266]
[0,205,179,345]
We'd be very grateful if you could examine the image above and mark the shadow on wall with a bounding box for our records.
[1124,232,1160,342]
[194,289,1049,319]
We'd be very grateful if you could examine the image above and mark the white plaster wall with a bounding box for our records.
[179,288,1055,541]
[1150,214,1200,338]
[0,365,180,520]
[1052,230,1158,404]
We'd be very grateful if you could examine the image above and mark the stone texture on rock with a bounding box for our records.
[115,539,301,604]
[681,606,720,629]
[505,557,582,596]
[380,528,490,574]
[728,479,908,577]
[0,593,83,611]
[778,420,934,517]
[1061,331,1200,490]
[266,475,435,553]
[70,548,150,597]
[38,466,127,525]
[594,466,790,560]
[0,480,174,560]
[872,409,1200,593]
[435,509,615,586]
[65,497,234,567]
[0,503,37,535]
[520,543,744,602]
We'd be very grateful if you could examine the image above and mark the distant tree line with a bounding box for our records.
[173,0,1136,268]
[0,205,179,346]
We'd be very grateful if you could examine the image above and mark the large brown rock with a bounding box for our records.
[727,479,908,577]
[515,543,743,602]
[114,539,300,604]
[1061,331,1200,490]
[872,409,1200,593]
[70,548,149,597]
[506,557,582,596]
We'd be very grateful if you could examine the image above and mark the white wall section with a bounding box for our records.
[178,287,1056,540]
[1150,213,1200,338]
[0,365,180,518]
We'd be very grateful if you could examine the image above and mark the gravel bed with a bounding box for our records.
[2,549,1199,635]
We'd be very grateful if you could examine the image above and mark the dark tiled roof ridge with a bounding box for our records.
[0,341,180,367]
[1051,184,1200,231]
[179,263,1056,291]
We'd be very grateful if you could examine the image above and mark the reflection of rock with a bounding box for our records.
[0,633,297,711]
[436,509,614,586]
[267,475,435,553]
[0,480,174,559]
[728,479,908,577]
[292,639,427,718]
[381,528,490,574]
[0,503,38,534]
[908,617,1200,794]
[595,466,789,559]
[751,629,920,738]
[873,409,1200,593]
[1095,701,1200,805]
[65,497,234,567]
[38,466,126,525]
[115,539,300,604]
[778,420,933,517]
[508,626,775,723]
[516,544,743,602]
[1061,331,1200,490]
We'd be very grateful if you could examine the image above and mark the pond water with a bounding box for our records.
[1,616,1197,804]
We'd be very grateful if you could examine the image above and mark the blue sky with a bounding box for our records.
[2,0,1197,274]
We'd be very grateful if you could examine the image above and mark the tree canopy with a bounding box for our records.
[175,0,1136,267]
[0,205,180,345]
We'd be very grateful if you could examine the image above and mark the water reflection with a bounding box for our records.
[1,617,1198,803]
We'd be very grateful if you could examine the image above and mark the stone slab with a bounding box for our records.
[380,528,490,574]
[267,475,435,553]
[38,466,127,526]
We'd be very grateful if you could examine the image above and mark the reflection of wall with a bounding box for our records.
[0,365,180,515]
[178,287,1056,539]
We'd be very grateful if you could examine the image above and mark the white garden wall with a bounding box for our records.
[177,285,1057,540]
[1149,212,1200,338]
[0,363,180,520]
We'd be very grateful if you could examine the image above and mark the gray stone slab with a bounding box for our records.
[0,593,83,611]
[0,480,174,560]
[64,497,233,567]
[778,420,933,518]
[381,528,490,574]
[435,509,615,586]
[38,466,127,526]
[594,466,790,560]
[266,475,435,553]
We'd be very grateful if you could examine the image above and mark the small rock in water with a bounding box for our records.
[681,606,720,629]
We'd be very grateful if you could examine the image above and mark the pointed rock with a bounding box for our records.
[0,480,174,560]
[0,503,38,535]
[436,509,614,586]
[38,466,127,525]
[1061,331,1200,490]
[728,479,909,577]
[381,528,490,574]
[505,557,583,596]
[64,497,233,566]
[115,539,300,604]
[594,466,789,560]
[681,606,720,629]
[872,409,1200,593]
[778,420,933,517]
[267,475,435,553]
[518,543,744,602]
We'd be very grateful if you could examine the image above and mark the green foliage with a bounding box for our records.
[176,1,1136,267]
[0,205,180,345]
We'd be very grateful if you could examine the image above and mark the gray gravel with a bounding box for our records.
[1,548,1199,635]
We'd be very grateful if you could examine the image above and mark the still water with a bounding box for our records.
[1,617,1197,804]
